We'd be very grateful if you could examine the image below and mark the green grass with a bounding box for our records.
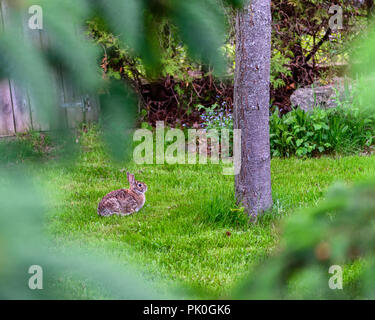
[3,125,375,298]
[0,131,51,164]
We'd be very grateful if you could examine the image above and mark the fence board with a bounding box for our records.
[61,73,84,129]
[21,10,51,132]
[3,3,32,133]
[0,0,100,136]
[9,81,32,133]
[85,94,100,123]
[0,0,9,29]
[0,80,15,136]
[38,32,68,130]
[0,0,3,30]
[0,2,15,136]
[54,66,68,128]
[1,0,34,133]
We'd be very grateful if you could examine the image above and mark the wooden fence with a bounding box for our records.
[0,1,99,137]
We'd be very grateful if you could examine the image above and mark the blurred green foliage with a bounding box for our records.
[0,0,240,160]
[0,0,243,299]
[233,12,375,298]
[234,181,375,299]
[0,131,51,164]
[87,5,293,93]
[0,168,181,299]
[2,0,375,301]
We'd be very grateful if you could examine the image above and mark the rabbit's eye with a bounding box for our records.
[138,184,142,187]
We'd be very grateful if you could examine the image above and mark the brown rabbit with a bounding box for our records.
[97,172,147,217]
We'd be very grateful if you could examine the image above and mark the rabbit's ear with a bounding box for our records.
[127,172,135,184]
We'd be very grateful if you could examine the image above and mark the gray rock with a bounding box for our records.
[290,78,352,111]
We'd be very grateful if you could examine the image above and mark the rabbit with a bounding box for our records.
[97,172,147,217]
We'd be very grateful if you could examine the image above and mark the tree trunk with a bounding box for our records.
[234,0,273,217]
[365,0,375,19]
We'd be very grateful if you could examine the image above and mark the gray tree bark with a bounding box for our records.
[234,0,273,217]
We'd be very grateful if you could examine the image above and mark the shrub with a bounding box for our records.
[270,105,375,157]
[234,181,375,299]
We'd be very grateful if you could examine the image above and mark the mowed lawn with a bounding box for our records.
[38,127,375,298]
